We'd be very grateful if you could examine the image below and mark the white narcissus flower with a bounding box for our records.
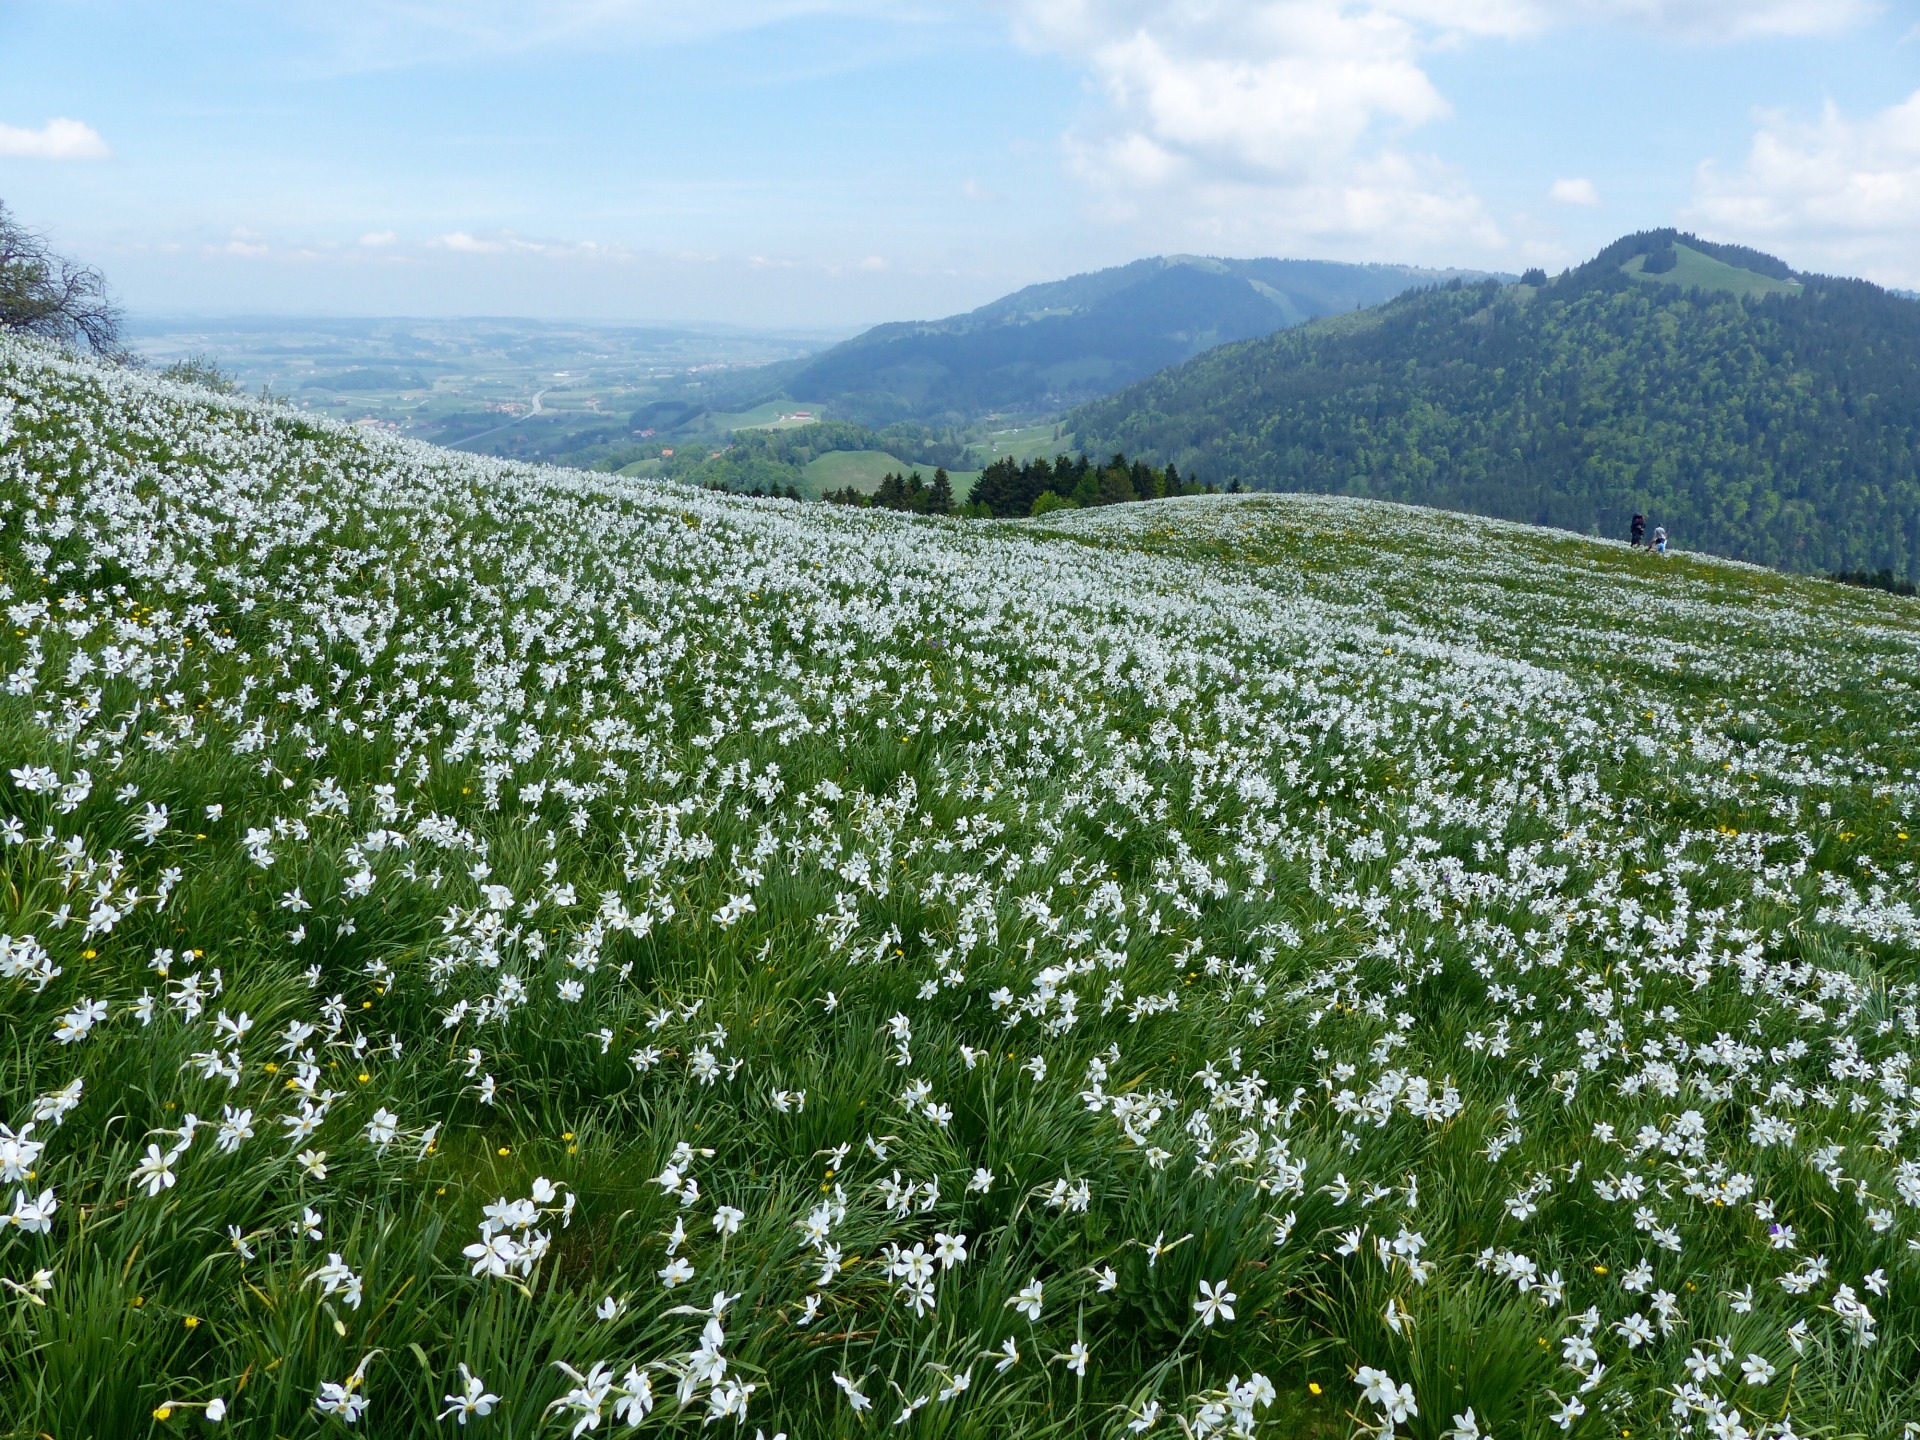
[1194,1278,1236,1326]
[439,1365,499,1425]
[129,1143,176,1197]
[658,1257,695,1289]
[831,1372,871,1412]
[1007,1278,1044,1321]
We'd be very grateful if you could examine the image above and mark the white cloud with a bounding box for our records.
[359,230,399,247]
[210,229,271,259]
[1689,89,1920,286]
[431,229,629,259]
[999,2,1508,256]
[0,117,112,161]
[435,231,500,254]
[989,0,1881,258]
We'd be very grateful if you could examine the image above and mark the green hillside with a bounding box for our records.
[6,338,1920,1436]
[1623,241,1803,300]
[631,419,970,499]
[777,255,1496,427]
[801,452,980,501]
[1070,229,1920,578]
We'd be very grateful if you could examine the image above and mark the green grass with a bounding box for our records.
[714,400,832,432]
[4,338,1920,1438]
[1623,243,1803,299]
[801,450,916,493]
[801,452,979,501]
[965,424,1068,468]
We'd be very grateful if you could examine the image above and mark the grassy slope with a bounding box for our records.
[3,341,1920,1438]
[802,452,980,500]
[968,425,1065,469]
[710,400,833,432]
[1623,244,1804,299]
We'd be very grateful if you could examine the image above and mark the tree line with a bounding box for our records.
[966,453,1216,517]
[819,453,1218,518]
[820,468,957,514]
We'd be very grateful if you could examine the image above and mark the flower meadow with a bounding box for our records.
[3,338,1920,1440]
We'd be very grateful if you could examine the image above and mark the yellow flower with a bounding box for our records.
[1307,1382,1322,1396]
[153,1406,173,1421]
[183,1315,200,1329]
[497,1146,511,1157]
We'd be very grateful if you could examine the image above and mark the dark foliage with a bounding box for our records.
[1071,230,1920,577]
[158,354,242,395]
[0,201,124,358]
[967,452,1211,518]
[821,467,954,515]
[1829,568,1918,598]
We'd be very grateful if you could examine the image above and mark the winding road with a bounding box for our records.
[450,387,549,448]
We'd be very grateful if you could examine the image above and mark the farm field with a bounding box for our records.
[122,317,842,468]
[4,338,1920,1439]
[803,452,980,499]
[967,423,1067,468]
[715,401,836,433]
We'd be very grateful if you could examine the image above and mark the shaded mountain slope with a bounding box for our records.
[1070,230,1920,577]
[780,255,1485,425]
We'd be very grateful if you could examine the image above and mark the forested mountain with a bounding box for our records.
[1070,231,1920,578]
[780,255,1485,425]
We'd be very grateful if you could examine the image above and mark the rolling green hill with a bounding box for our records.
[7,338,1920,1435]
[776,255,1495,427]
[1070,229,1920,578]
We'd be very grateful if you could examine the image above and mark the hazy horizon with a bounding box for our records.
[5,2,1920,327]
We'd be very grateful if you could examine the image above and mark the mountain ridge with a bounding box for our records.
[1069,229,1920,579]
[767,254,1499,426]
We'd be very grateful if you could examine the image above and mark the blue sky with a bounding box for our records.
[3,1,1919,327]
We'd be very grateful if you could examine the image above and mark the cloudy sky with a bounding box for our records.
[4,0,1918,327]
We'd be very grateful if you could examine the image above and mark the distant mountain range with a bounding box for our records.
[758,256,1492,426]
[1070,230,1920,579]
